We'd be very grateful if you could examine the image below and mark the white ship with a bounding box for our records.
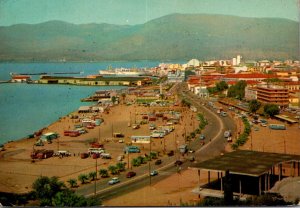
[99,67,149,76]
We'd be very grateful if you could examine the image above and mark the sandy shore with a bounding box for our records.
[0,93,199,194]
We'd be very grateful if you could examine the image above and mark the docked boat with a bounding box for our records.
[99,67,149,76]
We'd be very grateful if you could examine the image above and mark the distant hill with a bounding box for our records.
[0,14,298,62]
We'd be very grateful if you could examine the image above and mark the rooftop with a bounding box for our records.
[190,150,300,177]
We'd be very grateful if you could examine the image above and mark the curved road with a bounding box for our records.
[76,83,236,201]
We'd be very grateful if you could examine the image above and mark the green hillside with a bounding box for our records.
[0,14,298,61]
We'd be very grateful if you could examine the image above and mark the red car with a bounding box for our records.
[126,171,136,178]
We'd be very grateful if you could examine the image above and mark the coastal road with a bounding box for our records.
[76,82,236,200]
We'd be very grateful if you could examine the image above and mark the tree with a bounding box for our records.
[111,96,117,104]
[137,155,146,164]
[52,189,100,207]
[88,171,97,181]
[150,152,157,159]
[249,99,261,114]
[67,178,77,188]
[227,80,247,100]
[108,165,119,175]
[32,176,65,200]
[78,174,89,184]
[99,169,109,178]
[131,158,141,167]
[116,162,126,172]
[216,81,228,91]
[264,104,280,117]
[121,93,126,104]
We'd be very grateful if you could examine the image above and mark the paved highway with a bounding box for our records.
[76,82,236,201]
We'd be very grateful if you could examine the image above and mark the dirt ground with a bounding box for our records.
[1,96,299,206]
[104,105,300,206]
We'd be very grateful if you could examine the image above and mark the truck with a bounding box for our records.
[124,146,140,153]
[31,149,54,159]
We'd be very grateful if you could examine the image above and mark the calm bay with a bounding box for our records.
[0,61,160,143]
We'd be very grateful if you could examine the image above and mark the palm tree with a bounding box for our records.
[88,171,97,181]
[150,152,157,160]
[78,174,89,184]
[67,178,77,188]
[131,158,140,167]
[116,162,126,172]
[108,165,119,175]
[99,169,109,178]
[137,156,146,164]
[121,93,126,104]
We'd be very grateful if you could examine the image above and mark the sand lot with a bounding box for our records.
[104,109,300,206]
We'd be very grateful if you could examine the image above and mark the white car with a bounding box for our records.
[108,177,120,185]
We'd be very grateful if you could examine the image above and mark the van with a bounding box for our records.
[101,153,111,159]
[88,148,105,154]
[179,144,188,153]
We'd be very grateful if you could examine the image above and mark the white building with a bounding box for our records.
[187,59,201,67]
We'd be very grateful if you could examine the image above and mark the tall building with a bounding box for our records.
[237,55,242,65]
[256,85,289,107]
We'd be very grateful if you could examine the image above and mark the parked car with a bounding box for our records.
[108,177,120,185]
[261,123,267,127]
[188,149,195,153]
[167,150,174,157]
[199,134,205,140]
[155,159,162,165]
[174,160,183,166]
[150,170,158,176]
[132,124,140,129]
[126,171,136,178]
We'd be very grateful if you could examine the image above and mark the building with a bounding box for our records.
[245,86,257,101]
[256,84,289,107]
[167,69,185,83]
[222,73,276,82]
[11,75,31,83]
[190,150,300,198]
[194,86,209,98]
[187,59,201,67]
[38,76,152,86]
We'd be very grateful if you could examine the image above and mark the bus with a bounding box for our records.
[88,148,105,154]
[124,146,140,153]
[131,136,150,144]
[269,124,286,130]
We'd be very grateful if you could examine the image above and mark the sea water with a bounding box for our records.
[0,61,160,143]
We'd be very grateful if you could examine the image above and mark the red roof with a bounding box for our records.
[224,73,276,79]
[12,75,31,79]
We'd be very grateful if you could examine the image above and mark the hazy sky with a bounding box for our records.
[0,0,299,26]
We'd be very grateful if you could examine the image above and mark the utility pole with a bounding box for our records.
[98,127,100,143]
[149,137,152,186]
[94,157,97,195]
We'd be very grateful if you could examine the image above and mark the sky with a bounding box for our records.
[0,0,299,26]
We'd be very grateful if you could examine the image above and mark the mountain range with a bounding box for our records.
[0,13,299,62]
